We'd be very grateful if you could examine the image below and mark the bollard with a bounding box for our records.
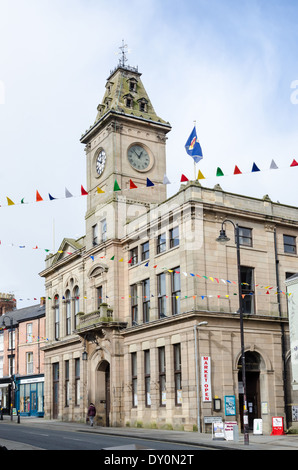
[0,408,3,420]
[17,410,20,424]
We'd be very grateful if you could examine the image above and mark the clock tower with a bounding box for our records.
[80,44,171,250]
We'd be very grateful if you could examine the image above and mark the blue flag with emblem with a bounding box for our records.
[185,126,203,163]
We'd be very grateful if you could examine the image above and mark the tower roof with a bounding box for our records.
[80,43,171,143]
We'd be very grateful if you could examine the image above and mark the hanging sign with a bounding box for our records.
[201,356,212,402]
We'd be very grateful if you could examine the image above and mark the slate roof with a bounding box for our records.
[0,303,45,328]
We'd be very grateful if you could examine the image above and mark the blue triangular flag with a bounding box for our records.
[251,163,260,172]
[48,193,56,200]
[146,178,154,187]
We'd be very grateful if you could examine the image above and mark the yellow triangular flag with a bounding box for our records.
[6,197,15,206]
[97,187,105,194]
[197,170,205,180]
[119,258,123,262]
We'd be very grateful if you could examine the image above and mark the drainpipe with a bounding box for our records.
[274,228,289,428]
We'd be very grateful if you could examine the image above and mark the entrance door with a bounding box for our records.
[105,363,110,427]
[30,390,37,416]
[53,363,59,419]
[96,360,110,427]
[238,352,261,431]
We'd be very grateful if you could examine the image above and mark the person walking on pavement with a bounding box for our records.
[87,403,96,426]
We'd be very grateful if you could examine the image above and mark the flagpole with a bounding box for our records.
[193,120,197,180]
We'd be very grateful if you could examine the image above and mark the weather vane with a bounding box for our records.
[118,40,129,67]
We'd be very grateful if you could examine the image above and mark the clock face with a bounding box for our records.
[96,150,106,176]
[127,145,150,171]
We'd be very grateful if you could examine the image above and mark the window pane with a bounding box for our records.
[143,279,150,323]
[240,266,255,314]
[170,226,179,248]
[141,241,149,260]
[75,358,80,377]
[284,235,296,254]
[158,273,166,295]
[239,227,252,246]
[157,233,166,253]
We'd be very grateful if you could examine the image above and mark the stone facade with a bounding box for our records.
[40,59,298,433]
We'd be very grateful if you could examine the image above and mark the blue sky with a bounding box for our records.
[0,0,298,306]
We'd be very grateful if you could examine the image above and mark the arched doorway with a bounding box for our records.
[96,360,110,427]
[238,351,262,431]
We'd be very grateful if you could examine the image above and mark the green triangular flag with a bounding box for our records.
[114,180,121,191]
[216,167,224,176]
[110,255,115,260]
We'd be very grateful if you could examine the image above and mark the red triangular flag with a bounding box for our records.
[128,257,132,264]
[81,185,88,195]
[130,179,138,189]
[234,165,242,174]
[36,190,43,202]
[181,174,189,182]
[290,159,298,167]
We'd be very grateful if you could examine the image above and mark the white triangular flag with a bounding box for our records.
[65,187,73,198]
[270,159,278,169]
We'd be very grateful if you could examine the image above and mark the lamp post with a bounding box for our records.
[2,315,14,421]
[194,321,208,433]
[216,220,249,445]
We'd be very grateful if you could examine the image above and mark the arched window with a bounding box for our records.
[54,295,60,340]
[65,289,71,335]
[74,286,80,329]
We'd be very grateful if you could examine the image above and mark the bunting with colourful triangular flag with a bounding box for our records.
[6,197,14,206]
[130,179,138,189]
[1,155,298,209]
[114,180,121,191]
[81,185,88,196]
[197,170,205,180]
[251,163,260,172]
[36,190,43,202]
[181,174,189,182]
[65,187,73,198]
[146,178,154,187]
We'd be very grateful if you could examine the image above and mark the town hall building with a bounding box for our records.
[40,49,298,434]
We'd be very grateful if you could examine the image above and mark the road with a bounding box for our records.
[0,422,208,451]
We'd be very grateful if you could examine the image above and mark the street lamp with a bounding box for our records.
[216,219,249,445]
[2,315,14,421]
[194,321,208,433]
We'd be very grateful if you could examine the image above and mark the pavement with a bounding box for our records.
[0,415,298,451]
